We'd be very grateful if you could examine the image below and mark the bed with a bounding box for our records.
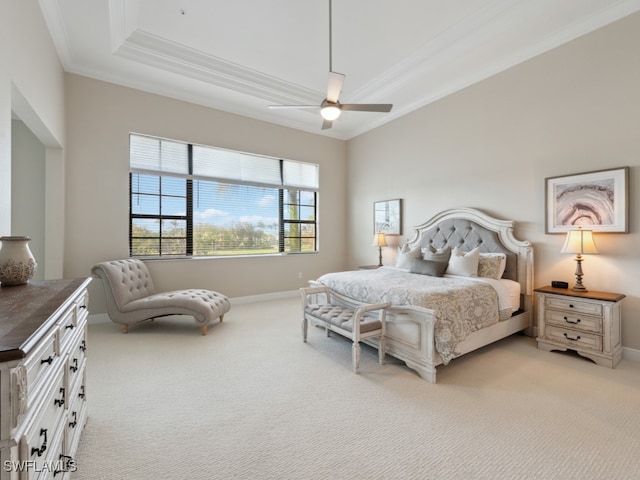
[311,207,534,383]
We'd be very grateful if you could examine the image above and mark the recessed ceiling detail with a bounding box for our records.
[40,0,640,140]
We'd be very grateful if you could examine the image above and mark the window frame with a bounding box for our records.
[129,134,318,259]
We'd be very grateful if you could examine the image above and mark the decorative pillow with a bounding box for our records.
[478,253,507,280]
[446,246,480,277]
[409,258,448,277]
[422,245,451,264]
[395,243,421,269]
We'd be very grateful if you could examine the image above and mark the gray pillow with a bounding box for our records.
[422,245,451,264]
[409,258,448,277]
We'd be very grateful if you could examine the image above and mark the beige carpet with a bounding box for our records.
[71,296,640,480]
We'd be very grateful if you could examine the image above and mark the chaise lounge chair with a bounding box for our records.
[91,259,231,335]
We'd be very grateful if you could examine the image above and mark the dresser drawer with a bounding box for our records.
[57,291,88,351]
[19,366,67,478]
[66,324,87,394]
[545,325,602,352]
[24,328,60,408]
[545,297,603,316]
[56,306,78,353]
[546,310,602,334]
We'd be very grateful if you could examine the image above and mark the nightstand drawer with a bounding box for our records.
[545,297,602,316]
[545,325,602,352]
[546,310,602,334]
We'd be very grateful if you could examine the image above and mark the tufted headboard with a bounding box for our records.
[405,208,533,305]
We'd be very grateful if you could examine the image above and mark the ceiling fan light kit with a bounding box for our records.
[268,0,393,130]
[320,102,341,121]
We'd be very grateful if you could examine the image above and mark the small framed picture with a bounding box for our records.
[374,199,402,235]
[545,167,629,233]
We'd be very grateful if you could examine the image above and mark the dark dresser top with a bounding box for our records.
[0,278,91,362]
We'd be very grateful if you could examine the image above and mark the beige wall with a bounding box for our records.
[11,120,45,280]
[64,75,348,311]
[347,13,640,350]
[1,0,66,279]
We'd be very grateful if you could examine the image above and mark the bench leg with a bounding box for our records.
[200,325,207,336]
[302,316,308,343]
[378,335,385,365]
[352,342,361,374]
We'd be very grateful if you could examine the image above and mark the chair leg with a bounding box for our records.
[378,335,385,365]
[352,342,361,374]
[200,325,207,336]
[219,314,224,323]
[121,324,129,334]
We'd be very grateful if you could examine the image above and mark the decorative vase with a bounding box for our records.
[0,236,38,286]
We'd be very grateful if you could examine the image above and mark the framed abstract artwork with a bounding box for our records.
[374,199,402,235]
[545,167,629,233]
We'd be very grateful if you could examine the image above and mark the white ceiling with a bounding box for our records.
[40,0,640,140]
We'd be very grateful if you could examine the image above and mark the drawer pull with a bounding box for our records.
[564,316,581,325]
[70,358,79,373]
[564,333,581,341]
[65,324,75,330]
[569,304,574,308]
[78,385,86,399]
[30,428,48,457]
[41,356,54,365]
[54,387,65,407]
[69,411,78,428]
[54,455,74,476]
[80,340,87,352]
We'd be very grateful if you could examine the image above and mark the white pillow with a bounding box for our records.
[478,253,507,280]
[446,246,480,277]
[395,243,421,269]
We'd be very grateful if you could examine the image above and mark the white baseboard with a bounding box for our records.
[229,290,298,305]
[622,346,640,363]
[87,290,299,325]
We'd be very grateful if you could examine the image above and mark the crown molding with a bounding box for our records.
[114,29,323,107]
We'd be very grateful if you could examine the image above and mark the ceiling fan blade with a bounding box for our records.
[321,119,333,130]
[340,104,393,112]
[268,105,319,109]
[326,71,345,103]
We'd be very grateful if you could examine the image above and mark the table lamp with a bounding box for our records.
[561,227,598,292]
[372,232,387,267]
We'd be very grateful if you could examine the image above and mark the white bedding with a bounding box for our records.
[315,267,521,364]
[443,274,521,315]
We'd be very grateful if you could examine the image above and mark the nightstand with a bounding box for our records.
[535,286,625,368]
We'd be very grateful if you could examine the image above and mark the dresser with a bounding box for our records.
[535,285,624,368]
[0,278,90,480]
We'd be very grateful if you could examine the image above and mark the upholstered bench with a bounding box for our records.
[301,285,390,373]
[92,259,231,335]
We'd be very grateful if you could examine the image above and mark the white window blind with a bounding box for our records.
[192,146,282,187]
[283,161,319,189]
[130,135,189,176]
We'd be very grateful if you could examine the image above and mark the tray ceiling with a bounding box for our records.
[40,0,640,139]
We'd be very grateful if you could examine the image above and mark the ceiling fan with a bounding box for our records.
[269,0,393,130]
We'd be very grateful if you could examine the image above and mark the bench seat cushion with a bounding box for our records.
[304,304,381,334]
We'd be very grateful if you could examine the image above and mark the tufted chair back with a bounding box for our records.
[91,259,157,311]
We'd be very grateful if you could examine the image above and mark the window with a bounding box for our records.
[130,134,318,258]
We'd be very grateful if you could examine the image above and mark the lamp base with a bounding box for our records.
[572,256,587,292]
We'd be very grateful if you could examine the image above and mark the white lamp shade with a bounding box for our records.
[561,229,598,255]
[372,232,387,247]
